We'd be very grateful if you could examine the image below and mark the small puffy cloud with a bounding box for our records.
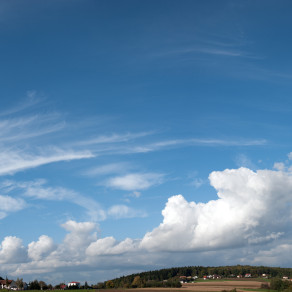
[130,191,141,198]
[61,220,98,255]
[0,236,27,264]
[273,162,285,171]
[108,205,147,219]
[235,153,256,169]
[106,173,164,191]
[288,152,292,160]
[28,235,55,261]
[0,195,27,218]
[192,178,204,188]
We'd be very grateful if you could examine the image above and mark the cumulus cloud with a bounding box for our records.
[140,167,292,251]
[28,235,55,261]
[106,173,164,191]
[86,237,137,256]
[0,236,27,264]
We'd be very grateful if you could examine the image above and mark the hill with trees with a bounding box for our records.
[99,265,292,289]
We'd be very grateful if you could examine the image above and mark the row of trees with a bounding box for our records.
[103,265,292,289]
[101,276,181,289]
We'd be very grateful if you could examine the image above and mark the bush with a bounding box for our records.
[270,278,290,291]
[261,283,270,289]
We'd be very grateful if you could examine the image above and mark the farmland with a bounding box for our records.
[96,279,269,292]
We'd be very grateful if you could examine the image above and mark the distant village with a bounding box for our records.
[0,279,83,290]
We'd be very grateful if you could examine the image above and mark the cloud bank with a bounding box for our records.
[2,167,292,284]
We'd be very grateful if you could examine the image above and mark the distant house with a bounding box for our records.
[23,282,28,290]
[67,282,80,289]
[0,279,18,290]
[245,274,251,278]
[60,284,67,290]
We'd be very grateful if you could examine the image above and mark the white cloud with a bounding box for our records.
[192,178,204,188]
[0,148,93,176]
[106,173,164,191]
[273,162,286,171]
[140,167,292,251]
[108,205,147,219]
[0,195,27,218]
[129,138,266,154]
[77,132,152,146]
[288,152,292,160]
[86,237,137,256]
[235,153,257,169]
[0,236,27,264]
[28,235,55,261]
[9,180,106,221]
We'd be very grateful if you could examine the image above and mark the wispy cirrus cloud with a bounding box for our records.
[129,138,267,153]
[84,162,131,176]
[0,148,93,176]
[1,180,106,221]
[76,132,153,146]
[0,96,266,179]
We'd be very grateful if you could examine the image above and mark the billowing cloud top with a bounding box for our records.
[140,168,292,251]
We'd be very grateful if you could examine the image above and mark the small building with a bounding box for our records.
[68,282,80,288]
[0,279,18,290]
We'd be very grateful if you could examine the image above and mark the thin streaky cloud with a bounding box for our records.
[0,149,94,176]
[128,138,267,154]
[84,162,131,176]
[76,131,154,146]
[0,91,41,117]
[7,180,106,221]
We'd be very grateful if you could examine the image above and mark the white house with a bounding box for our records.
[67,282,80,288]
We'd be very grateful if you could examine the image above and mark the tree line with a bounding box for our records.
[99,265,292,289]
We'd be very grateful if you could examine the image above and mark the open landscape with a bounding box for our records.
[2,0,292,287]
[97,280,265,292]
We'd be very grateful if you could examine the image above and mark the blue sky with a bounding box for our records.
[1,0,292,285]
